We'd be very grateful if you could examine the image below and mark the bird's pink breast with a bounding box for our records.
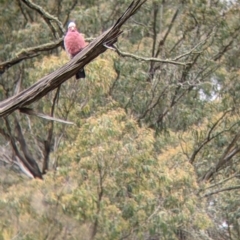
[64,31,86,57]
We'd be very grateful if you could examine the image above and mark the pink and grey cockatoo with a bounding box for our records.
[64,22,86,79]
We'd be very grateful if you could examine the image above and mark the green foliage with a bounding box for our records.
[1,0,240,239]
[0,108,210,239]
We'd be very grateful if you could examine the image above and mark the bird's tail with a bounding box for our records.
[76,68,86,79]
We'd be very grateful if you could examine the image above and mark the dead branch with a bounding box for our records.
[19,107,74,124]
[114,45,189,66]
[0,0,147,118]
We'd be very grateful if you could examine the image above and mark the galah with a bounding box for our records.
[64,22,86,79]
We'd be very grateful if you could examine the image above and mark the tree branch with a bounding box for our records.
[16,0,28,26]
[19,107,74,124]
[189,110,232,164]
[213,25,240,61]
[201,132,240,182]
[203,185,240,198]
[42,87,61,174]
[14,117,43,178]
[198,173,239,195]
[114,45,189,66]
[63,0,78,27]
[155,8,179,57]
[4,116,42,179]
[151,2,159,58]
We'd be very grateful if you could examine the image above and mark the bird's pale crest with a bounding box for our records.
[68,22,76,28]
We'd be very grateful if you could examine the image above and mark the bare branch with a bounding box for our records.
[189,110,232,164]
[201,132,240,182]
[15,156,34,178]
[14,117,43,178]
[42,86,61,174]
[63,0,78,27]
[198,173,239,195]
[151,2,159,57]
[4,117,42,179]
[114,45,189,66]
[19,107,74,124]
[173,45,202,61]
[203,185,240,198]
[154,86,193,127]
[16,0,28,25]
[155,8,179,57]
[213,25,240,61]
[138,86,169,121]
